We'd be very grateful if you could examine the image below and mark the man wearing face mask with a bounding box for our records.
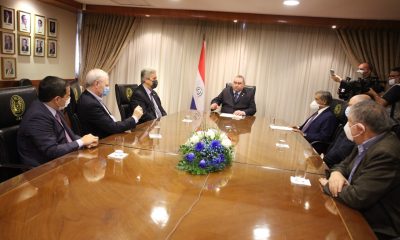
[367,67,400,123]
[77,68,144,139]
[319,101,400,240]
[323,94,371,168]
[17,76,99,168]
[130,68,167,124]
[293,91,338,151]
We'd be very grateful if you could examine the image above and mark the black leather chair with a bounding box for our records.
[0,86,37,182]
[225,82,256,93]
[19,78,32,86]
[115,84,138,120]
[65,80,82,135]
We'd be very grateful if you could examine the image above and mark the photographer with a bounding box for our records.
[331,63,384,101]
[368,67,400,123]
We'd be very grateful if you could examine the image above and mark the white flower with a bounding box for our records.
[221,138,232,147]
[189,135,200,144]
[206,129,216,139]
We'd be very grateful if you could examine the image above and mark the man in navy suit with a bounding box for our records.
[130,68,167,125]
[210,75,256,116]
[77,69,143,139]
[17,76,99,167]
[293,90,338,143]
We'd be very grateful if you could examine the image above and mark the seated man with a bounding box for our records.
[319,101,400,239]
[210,75,256,116]
[17,76,99,167]
[77,69,143,139]
[293,91,337,144]
[130,68,167,125]
[323,94,371,168]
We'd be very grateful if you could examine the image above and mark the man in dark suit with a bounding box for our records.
[210,75,256,116]
[293,90,338,143]
[21,38,29,52]
[77,68,143,139]
[17,76,99,167]
[130,68,167,125]
[319,101,400,239]
[323,94,371,168]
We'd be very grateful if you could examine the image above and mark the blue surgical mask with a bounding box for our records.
[102,86,110,97]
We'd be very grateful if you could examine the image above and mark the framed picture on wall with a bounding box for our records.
[1,57,16,79]
[1,31,15,54]
[17,11,31,33]
[34,15,45,36]
[34,37,45,57]
[18,35,31,56]
[48,39,57,58]
[48,18,57,38]
[1,6,15,30]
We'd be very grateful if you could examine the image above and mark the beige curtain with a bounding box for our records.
[79,13,138,83]
[336,29,400,80]
[106,17,355,124]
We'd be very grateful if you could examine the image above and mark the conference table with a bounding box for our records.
[0,111,376,239]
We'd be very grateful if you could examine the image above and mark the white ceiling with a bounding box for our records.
[75,0,400,21]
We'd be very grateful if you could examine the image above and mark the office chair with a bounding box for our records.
[115,84,138,120]
[0,86,37,182]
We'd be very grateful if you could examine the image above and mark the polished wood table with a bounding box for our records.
[0,112,376,239]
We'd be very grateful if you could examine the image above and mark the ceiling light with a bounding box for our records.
[283,0,300,6]
[331,25,337,29]
[145,15,150,17]
[233,19,238,23]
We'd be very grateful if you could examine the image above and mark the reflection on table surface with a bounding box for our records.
[0,112,375,240]
[101,111,325,174]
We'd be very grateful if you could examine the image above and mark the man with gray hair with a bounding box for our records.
[293,90,338,153]
[319,100,400,239]
[77,68,143,139]
[130,68,166,124]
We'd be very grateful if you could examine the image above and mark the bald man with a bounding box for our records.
[324,94,371,168]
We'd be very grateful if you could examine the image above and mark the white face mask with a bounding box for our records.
[345,106,351,117]
[344,122,364,142]
[309,100,319,112]
[388,79,396,86]
[59,97,71,110]
[356,69,365,74]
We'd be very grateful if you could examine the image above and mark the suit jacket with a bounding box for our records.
[17,100,80,167]
[211,86,256,116]
[129,84,167,125]
[300,107,338,143]
[323,129,355,168]
[77,90,137,139]
[324,132,400,239]
[22,46,29,51]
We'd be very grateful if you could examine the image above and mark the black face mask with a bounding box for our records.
[151,79,158,89]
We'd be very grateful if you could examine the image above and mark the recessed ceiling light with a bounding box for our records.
[331,25,337,29]
[283,0,300,6]
[145,15,150,17]
[233,19,238,23]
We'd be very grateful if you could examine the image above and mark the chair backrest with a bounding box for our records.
[19,78,32,86]
[115,84,138,120]
[65,80,82,135]
[225,82,256,94]
[330,98,348,125]
[0,86,37,179]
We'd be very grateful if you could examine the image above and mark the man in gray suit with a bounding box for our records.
[319,100,400,239]
[18,76,99,167]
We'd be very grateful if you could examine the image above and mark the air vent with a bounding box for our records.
[110,0,151,7]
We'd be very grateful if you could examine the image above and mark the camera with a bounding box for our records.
[337,77,384,101]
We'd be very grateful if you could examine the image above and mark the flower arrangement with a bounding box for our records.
[177,129,234,175]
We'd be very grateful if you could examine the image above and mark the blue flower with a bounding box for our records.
[186,153,195,162]
[210,140,221,149]
[195,142,205,152]
[199,159,206,168]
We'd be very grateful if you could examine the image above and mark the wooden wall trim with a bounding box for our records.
[84,5,400,29]
[0,79,76,89]
[38,0,82,13]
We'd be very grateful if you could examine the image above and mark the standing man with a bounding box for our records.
[319,101,400,239]
[130,68,167,124]
[293,91,338,146]
[77,69,143,139]
[210,75,256,116]
[18,76,99,167]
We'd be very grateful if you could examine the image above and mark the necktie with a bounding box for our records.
[150,92,163,118]
[55,111,73,143]
[302,111,318,132]
[234,92,240,103]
